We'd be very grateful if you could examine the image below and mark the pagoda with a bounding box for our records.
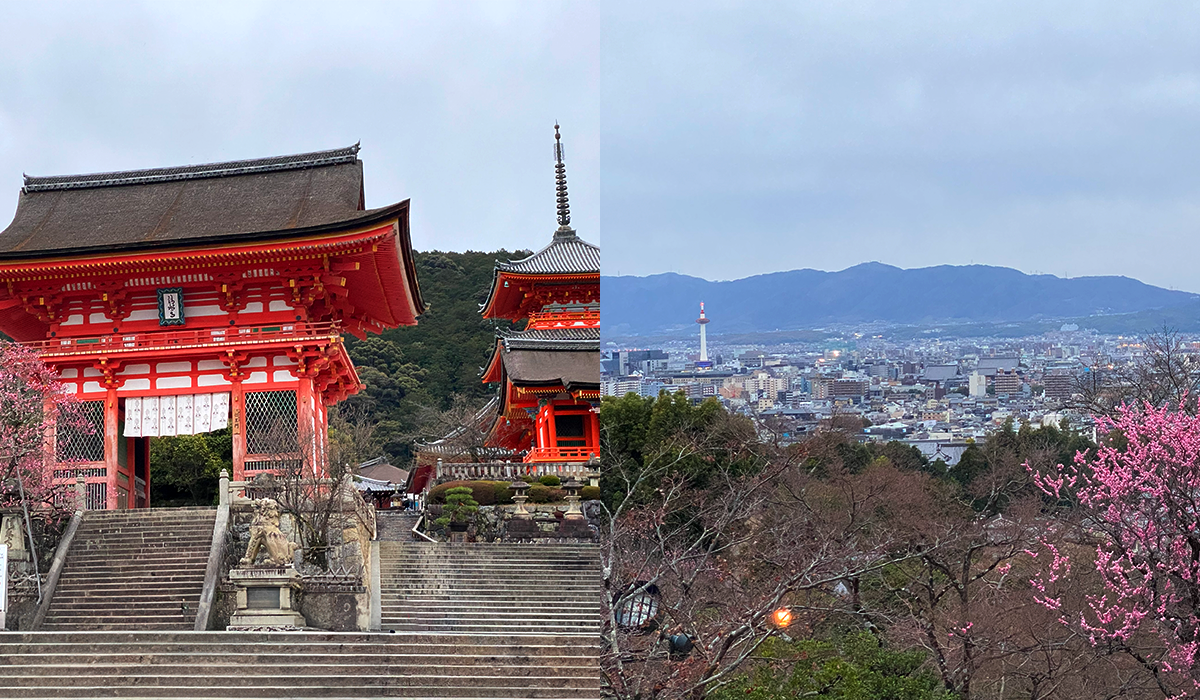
[0,145,423,509]
[478,126,600,466]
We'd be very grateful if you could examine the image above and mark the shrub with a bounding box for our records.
[429,480,498,506]
[528,484,552,503]
[580,485,601,501]
[548,488,565,502]
[538,475,561,487]
[492,481,514,505]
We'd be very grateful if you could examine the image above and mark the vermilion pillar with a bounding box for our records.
[231,380,246,481]
[104,386,120,509]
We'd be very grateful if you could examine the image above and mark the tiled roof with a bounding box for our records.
[501,348,600,388]
[499,326,600,350]
[22,145,360,192]
[0,146,370,256]
[496,230,599,275]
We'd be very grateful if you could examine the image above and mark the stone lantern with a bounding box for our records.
[510,480,531,518]
[563,478,584,520]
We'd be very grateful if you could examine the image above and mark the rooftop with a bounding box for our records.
[0,145,386,257]
[495,230,600,275]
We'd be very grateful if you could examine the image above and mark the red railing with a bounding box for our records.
[29,322,342,357]
[524,445,598,463]
[526,310,600,330]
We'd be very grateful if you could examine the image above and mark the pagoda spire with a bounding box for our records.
[553,123,575,239]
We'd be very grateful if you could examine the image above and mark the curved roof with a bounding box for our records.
[0,145,370,257]
[495,229,599,275]
[498,326,600,350]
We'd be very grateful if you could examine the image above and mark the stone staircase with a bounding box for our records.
[0,630,601,698]
[379,542,602,635]
[40,507,217,631]
[375,510,421,541]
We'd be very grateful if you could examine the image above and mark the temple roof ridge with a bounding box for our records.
[494,233,599,275]
[23,144,361,193]
[498,326,600,350]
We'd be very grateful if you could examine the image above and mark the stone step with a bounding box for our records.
[54,580,205,592]
[0,662,597,678]
[0,673,599,688]
[59,560,211,572]
[56,576,206,587]
[47,600,199,609]
[380,600,601,608]
[379,629,595,638]
[0,638,600,653]
[0,686,598,699]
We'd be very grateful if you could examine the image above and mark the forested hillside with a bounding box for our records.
[342,249,526,458]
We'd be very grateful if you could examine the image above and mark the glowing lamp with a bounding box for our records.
[772,607,793,628]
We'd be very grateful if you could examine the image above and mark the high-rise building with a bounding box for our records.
[994,369,1021,396]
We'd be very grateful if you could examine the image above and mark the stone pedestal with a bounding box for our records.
[228,567,306,628]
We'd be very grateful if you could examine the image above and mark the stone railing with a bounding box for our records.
[434,459,599,485]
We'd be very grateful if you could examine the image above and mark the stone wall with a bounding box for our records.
[220,494,374,631]
[425,501,601,542]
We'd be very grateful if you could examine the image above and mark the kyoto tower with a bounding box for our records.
[696,302,712,369]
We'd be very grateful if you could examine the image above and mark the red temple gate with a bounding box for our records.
[0,145,423,508]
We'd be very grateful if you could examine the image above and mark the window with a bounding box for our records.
[56,401,105,462]
[555,413,587,447]
[245,390,298,454]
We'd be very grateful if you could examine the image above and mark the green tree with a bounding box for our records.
[710,632,953,700]
[150,429,231,506]
[344,249,526,461]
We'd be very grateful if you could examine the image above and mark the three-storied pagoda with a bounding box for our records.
[479,126,600,464]
[0,146,423,509]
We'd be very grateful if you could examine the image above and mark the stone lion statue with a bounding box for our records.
[239,498,299,567]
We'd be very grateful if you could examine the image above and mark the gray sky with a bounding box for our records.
[601,2,1200,292]
[0,1,599,255]
[3,3,1198,292]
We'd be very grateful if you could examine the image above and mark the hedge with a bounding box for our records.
[428,480,513,506]
[580,485,601,501]
[538,475,561,487]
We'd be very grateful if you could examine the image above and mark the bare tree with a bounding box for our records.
[1070,328,1200,418]
[599,412,942,700]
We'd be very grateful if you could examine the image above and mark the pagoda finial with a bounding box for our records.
[554,123,574,237]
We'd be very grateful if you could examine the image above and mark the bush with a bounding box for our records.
[548,488,565,502]
[429,480,498,506]
[492,481,514,505]
[538,475,561,487]
[528,484,552,503]
[580,485,601,501]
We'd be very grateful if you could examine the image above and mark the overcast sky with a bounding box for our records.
[601,1,1200,292]
[0,1,599,256]
[2,3,1198,292]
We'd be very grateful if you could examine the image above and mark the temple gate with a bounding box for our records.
[0,146,423,508]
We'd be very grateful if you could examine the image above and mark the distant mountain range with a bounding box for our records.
[602,263,1200,337]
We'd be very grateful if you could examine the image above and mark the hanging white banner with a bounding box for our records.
[177,394,194,435]
[195,394,212,434]
[212,393,230,431]
[122,393,230,438]
[123,397,142,438]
